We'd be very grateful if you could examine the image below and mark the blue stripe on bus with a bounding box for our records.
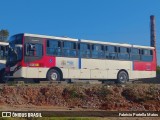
[78,39,81,69]
[79,57,81,69]
[132,61,134,70]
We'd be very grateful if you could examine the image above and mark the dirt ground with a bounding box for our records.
[0,79,160,111]
[0,77,160,119]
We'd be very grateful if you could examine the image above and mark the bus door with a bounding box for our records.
[25,43,43,78]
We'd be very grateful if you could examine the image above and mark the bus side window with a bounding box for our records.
[118,47,130,60]
[35,44,43,57]
[91,44,104,59]
[131,48,140,61]
[0,46,8,60]
[62,41,77,57]
[141,49,153,62]
[105,46,117,59]
[25,43,43,57]
[0,46,3,59]
[79,43,91,58]
[46,39,62,56]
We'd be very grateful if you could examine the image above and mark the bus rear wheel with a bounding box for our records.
[47,69,61,81]
[0,69,5,83]
[116,71,128,84]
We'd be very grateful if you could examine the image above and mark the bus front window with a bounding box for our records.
[8,45,22,62]
[7,34,23,62]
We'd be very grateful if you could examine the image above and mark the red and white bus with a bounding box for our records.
[5,33,156,83]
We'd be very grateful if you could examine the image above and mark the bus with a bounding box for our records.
[4,33,156,83]
[0,41,8,81]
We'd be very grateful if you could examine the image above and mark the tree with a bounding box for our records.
[0,29,9,41]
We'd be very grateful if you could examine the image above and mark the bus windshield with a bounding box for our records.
[7,45,22,62]
[7,34,23,62]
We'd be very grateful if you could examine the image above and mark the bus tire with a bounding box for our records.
[116,71,128,84]
[47,69,61,81]
[34,79,40,83]
[0,69,5,83]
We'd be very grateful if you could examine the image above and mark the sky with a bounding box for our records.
[0,0,160,65]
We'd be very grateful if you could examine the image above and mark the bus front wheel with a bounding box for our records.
[116,71,128,84]
[47,69,61,81]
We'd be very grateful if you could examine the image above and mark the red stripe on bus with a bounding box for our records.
[21,39,56,68]
[133,49,156,71]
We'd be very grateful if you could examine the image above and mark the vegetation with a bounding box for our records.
[157,66,160,74]
[0,29,9,41]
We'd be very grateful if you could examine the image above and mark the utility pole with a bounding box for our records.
[150,15,156,48]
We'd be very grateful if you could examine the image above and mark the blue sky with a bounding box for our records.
[0,0,160,65]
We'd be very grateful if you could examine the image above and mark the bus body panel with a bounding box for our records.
[56,57,79,79]
[38,67,49,78]
[13,67,27,78]
[133,49,156,71]
[60,68,69,79]
[130,49,156,79]
[81,59,106,69]
[69,69,80,78]
[55,57,134,79]
[106,60,132,79]
[26,67,39,78]
[80,69,90,79]
[81,59,107,79]
[130,71,156,79]
[56,57,78,69]
[12,66,50,79]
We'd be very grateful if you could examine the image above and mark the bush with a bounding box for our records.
[157,66,160,74]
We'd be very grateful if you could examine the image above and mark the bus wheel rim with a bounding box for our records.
[119,73,126,82]
[51,72,57,80]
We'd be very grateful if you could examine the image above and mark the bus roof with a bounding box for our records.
[23,33,154,49]
[24,33,78,42]
[81,39,155,49]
